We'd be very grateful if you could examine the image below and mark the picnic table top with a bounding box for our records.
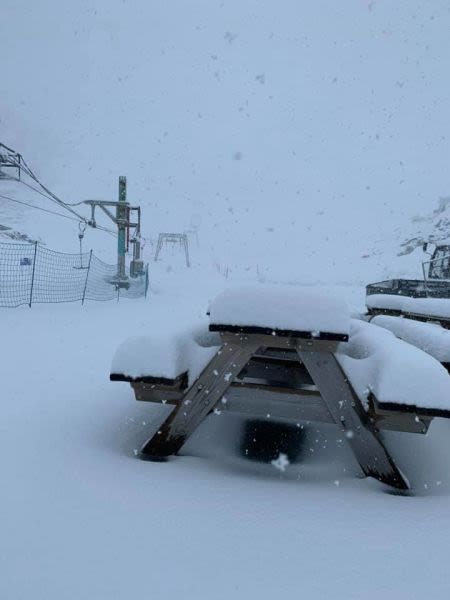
[209,284,350,339]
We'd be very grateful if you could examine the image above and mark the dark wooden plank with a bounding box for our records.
[140,335,260,459]
[224,385,334,423]
[209,323,348,342]
[298,349,410,490]
[236,354,314,389]
[372,397,450,420]
[368,307,450,330]
[111,371,188,388]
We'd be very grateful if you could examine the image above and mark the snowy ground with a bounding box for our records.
[2,270,450,599]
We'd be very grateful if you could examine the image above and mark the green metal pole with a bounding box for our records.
[117,176,127,281]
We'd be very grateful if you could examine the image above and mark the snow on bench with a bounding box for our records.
[110,323,220,385]
[209,284,350,340]
[336,320,450,414]
[367,294,450,321]
[371,315,450,365]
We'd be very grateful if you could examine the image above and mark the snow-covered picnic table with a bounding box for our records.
[111,284,450,491]
[367,293,450,325]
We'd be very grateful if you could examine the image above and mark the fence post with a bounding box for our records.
[145,263,149,298]
[82,250,93,305]
[29,241,38,307]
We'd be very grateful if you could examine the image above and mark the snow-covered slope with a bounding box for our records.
[2,1,450,281]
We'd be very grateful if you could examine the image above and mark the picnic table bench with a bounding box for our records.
[367,293,450,329]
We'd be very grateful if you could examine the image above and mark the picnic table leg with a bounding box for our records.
[140,336,259,460]
[298,349,410,490]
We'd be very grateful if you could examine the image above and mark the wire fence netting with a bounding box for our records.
[0,242,148,307]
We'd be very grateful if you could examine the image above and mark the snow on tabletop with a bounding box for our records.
[371,315,450,363]
[336,320,450,411]
[209,284,350,335]
[367,294,450,319]
[111,324,220,384]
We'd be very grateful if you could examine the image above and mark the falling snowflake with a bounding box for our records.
[271,453,290,472]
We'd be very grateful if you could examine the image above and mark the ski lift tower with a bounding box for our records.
[116,175,128,283]
[84,176,143,286]
[0,143,22,180]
